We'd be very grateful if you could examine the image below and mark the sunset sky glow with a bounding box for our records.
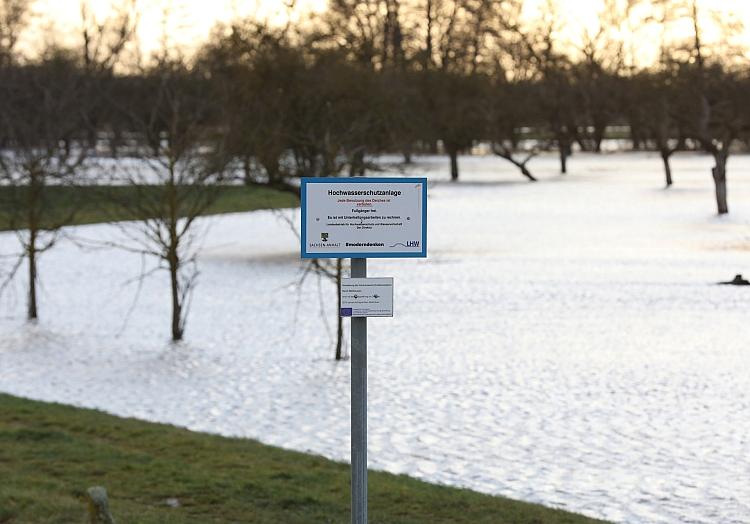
[18,0,750,63]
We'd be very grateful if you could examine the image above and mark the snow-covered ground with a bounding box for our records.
[1,152,750,524]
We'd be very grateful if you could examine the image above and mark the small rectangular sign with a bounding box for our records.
[301,177,427,258]
[340,278,393,318]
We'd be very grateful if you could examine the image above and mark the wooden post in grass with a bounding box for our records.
[86,487,116,524]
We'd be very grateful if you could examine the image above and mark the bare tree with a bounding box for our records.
[0,0,30,65]
[622,2,686,186]
[277,211,349,360]
[0,0,139,321]
[318,0,387,69]
[670,0,747,214]
[487,82,539,182]
[679,63,744,214]
[76,0,140,159]
[105,63,229,341]
[564,0,635,153]
[304,258,349,360]
[0,53,91,320]
[629,69,685,187]
[200,20,302,193]
[79,0,138,72]
[503,0,575,174]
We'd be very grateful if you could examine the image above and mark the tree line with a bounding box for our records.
[1,0,749,346]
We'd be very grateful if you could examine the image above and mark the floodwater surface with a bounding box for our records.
[1,152,749,523]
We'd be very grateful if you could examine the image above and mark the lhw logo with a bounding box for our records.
[406,240,420,247]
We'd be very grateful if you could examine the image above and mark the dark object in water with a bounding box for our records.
[719,274,750,286]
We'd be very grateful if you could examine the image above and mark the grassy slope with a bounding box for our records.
[0,394,607,524]
[0,185,299,232]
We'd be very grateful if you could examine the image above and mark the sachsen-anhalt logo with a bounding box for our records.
[321,232,329,242]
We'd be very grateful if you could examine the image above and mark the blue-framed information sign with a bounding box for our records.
[301,177,427,258]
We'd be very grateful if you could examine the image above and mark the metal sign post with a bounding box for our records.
[300,177,427,524]
[350,257,367,524]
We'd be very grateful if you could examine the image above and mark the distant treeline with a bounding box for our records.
[0,0,749,342]
[2,2,749,202]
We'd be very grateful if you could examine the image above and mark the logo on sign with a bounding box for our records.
[321,232,329,242]
[406,240,420,247]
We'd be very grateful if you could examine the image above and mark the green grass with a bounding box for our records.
[0,393,608,524]
[0,185,299,232]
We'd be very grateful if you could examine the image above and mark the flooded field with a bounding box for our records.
[2,152,749,523]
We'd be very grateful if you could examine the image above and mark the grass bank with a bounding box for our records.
[0,185,299,232]
[0,394,607,523]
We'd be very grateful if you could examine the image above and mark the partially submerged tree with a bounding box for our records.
[107,62,229,341]
[677,62,744,214]
[566,0,634,153]
[487,80,540,181]
[201,21,302,193]
[0,0,137,321]
[422,70,485,181]
[505,0,575,174]
[671,0,747,214]
[305,258,349,361]
[0,52,91,320]
[631,69,685,187]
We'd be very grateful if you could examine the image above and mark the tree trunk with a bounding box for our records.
[262,155,282,184]
[559,143,569,174]
[110,129,122,158]
[335,258,343,361]
[169,251,183,341]
[167,168,183,341]
[492,145,537,182]
[594,125,605,153]
[712,154,728,215]
[520,164,537,182]
[243,156,252,186]
[661,150,673,187]
[27,232,38,321]
[26,172,41,321]
[448,148,459,181]
[349,150,365,177]
[631,128,643,151]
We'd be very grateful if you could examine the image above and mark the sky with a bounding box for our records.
[18,0,750,61]
[21,0,327,56]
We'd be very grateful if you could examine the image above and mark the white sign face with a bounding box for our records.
[301,178,427,258]
[340,278,393,317]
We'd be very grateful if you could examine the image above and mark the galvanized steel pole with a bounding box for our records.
[350,257,367,524]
